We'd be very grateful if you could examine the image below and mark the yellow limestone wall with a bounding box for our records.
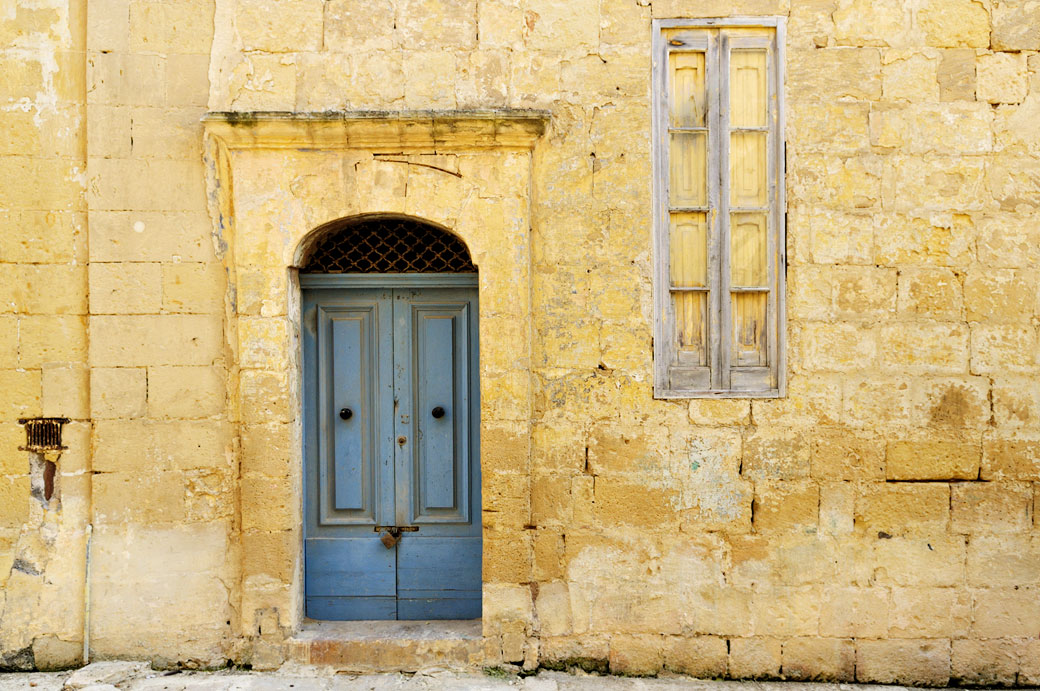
[2,0,1040,684]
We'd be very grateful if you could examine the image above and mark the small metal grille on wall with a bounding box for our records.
[18,417,69,452]
[300,217,476,273]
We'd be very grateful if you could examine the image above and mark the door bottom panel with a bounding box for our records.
[306,596,398,620]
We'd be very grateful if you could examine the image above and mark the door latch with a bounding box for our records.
[374,525,418,549]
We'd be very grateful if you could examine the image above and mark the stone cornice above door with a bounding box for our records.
[202,110,550,152]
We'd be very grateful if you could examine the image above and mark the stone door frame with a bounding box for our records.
[202,111,547,649]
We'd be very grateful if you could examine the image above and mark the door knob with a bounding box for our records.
[339,408,353,420]
[431,406,445,419]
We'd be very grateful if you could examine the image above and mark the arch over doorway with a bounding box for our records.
[298,214,476,274]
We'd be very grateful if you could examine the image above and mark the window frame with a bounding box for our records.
[652,17,787,399]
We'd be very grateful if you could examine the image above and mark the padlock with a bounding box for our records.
[380,531,400,549]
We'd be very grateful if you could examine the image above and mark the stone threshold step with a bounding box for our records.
[286,619,483,673]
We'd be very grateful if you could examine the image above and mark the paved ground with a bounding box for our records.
[0,662,1024,691]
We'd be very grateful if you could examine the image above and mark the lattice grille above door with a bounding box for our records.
[301,217,476,273]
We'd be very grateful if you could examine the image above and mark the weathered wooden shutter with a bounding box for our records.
[654,21,785,398]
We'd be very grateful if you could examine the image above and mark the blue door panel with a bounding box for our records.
[307,597,398,620]
[303,283,480,621]
[331,316,365,511]
[419,315,459,511]
[304,538,395,596]
[397,537,482,594]
[397,598,482,620]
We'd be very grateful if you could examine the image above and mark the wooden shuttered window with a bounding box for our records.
[653,20,786,398]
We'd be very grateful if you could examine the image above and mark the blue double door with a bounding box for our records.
[302,281,481,620]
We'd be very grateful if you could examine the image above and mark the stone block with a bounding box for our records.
[798,322,876,372]
[30,635,82,671]
[977,52,1028,104]
[41,363,89,419]
[967,534,1040,587]
[92,471,186,524]
[242,529,296,582]
[886,440,979,480]
[1021,639,1040,685]
[728,637,781,678]
[882,157,987,211]
[241,424,293,478]
[991,377,1040,428]
[236,0,323,52]
[871,103,992,154]
[161,262,224,314]
[842,377,912,430]
[130,107,205,161]
[789,153,881,209]
[896,268,963,320]
[90,315,222,367]
[0,475,29,528]
[964,268,1036,323]
[856,639,952,685]
[129,0,214,54]
[805,208,874,265]
[167,54,210,108]
[882,50,940,102]
[832,0,912,47]
[970,325,1039,374]
[534,581,571,637]
[324,0,395,51]
[857,484,950,535]
[982,438,1040,480]
[787,47,881,100]
[687,398,750,426]
[86,104,131,158]
[952,638,1020,686]
[89,211,211,263]
[608,634,663,676]
[93,419,229,472]
[833,266,897,318]
[919,0,990,47]
[742,428,811,481]
[752,482,819,533]
[241,475,295,532]
[87,51,166,108]
[663,635,728,677]
[90,367,146,419]
[911,377,991,430]
[87,0,130,52]
[819,587,888,637]
[874,212,975,266]
[750,587,821,637]
[88,262,161,314]
[396,0,477,51]
[403,51,457,109]
[880,322,969,374]
[523,0,599,53]
[972,587,1040,637]
[939,49,976,101]
[0,368,41,420]
[592,477,677,528]
[782,637,855,681]
[147,366,225,419]
[818,482,855,535]
[888,587,971,637]
[531,529,563,581]
[872,536,965,586]
[952,482,1033,533]
[992,0,1040,50]
[18,315,88,368]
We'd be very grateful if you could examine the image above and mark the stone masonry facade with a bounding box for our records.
[1,0,1039,685]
